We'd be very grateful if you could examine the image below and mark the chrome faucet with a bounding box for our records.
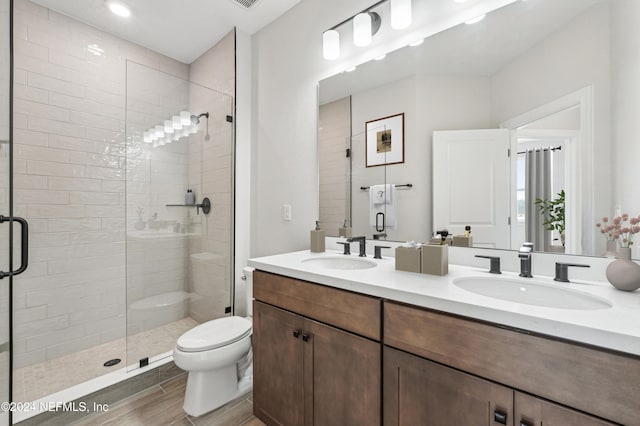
[347,236,367,257]
[518,242,534,278]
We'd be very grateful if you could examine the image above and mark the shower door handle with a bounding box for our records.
[0,215,29,279]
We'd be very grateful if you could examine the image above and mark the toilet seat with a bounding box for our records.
[177,316,252,353]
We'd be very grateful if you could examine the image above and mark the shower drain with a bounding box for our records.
[103,358,121,367]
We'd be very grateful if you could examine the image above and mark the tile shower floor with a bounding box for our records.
[13,317,198,403]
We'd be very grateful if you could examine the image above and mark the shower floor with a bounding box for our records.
[13,317,198,403]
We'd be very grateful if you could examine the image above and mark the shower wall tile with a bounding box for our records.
[13,0,190,369]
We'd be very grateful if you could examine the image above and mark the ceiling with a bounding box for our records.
[31,0,302,64]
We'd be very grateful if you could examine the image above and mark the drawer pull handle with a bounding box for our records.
[302,334,310,342]
[293,330,300,339]
[520,420,534,426]
[494,411,507,425]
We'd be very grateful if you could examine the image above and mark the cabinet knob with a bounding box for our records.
[302,334,310,342]
[493,410,507,425]
[293,330,300,339]
[520,420,534,426]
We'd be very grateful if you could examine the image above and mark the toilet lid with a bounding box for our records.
[177,316,252,352]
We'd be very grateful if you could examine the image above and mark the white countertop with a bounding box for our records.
[248,250,640,356]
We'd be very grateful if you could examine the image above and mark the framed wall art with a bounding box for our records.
[365,113,404,167]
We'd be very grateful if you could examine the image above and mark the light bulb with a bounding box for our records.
[172,115,182,130]
[154,125,164,139]
[164,120,174,134]
[391,0,412,30]
[353,13,372,47]
[143,131,152,143]
[180,111,191,126]
[323,30,340,60]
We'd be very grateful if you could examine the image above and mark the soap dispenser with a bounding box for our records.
[185,188,196,205]
[310,221,325,253]
[338,220,352,238]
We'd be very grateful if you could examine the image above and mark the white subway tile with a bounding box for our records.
[14,83,49,104]
[16,144,70,163]
[27,160,85,177]
[49,177,102,192]
[28,72,85,98]
[47,218,101,232]
[27,205,86,219]
[15,189,69,205]
[69,191,119,205]
[13,175,48,190]
[13,129,48,147]
[28,116,85,138]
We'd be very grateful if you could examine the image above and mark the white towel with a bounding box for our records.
[369,184,397,229]
[369,184,393,205]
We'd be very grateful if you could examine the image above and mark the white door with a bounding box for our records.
[433,129,511,248]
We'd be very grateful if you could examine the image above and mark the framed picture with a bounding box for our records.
[365,113,404,167]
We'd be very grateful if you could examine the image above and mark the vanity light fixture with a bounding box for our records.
[390,0,412,30]
[465,14,486,24]
[322,0,406,60]
[105,0,131,17]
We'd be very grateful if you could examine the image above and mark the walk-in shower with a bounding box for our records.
[1,1,236,423]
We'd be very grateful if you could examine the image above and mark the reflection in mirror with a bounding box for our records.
[318,0,640,258]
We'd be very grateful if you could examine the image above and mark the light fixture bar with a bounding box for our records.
[324,0,387,32]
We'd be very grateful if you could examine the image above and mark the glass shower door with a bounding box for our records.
[0,0,10,424]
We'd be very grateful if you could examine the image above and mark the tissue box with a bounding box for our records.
[452,235,473,247]
[395,246,422,273]
[421,244,448,276]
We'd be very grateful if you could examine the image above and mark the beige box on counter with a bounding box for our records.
[452,235,473,247]
[421,244,448,276]
[430,236,452,245]
[395,246,422,273]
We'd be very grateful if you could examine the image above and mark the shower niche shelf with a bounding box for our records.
[166,197,211,215]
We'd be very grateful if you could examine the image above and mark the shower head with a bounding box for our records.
[190,112,209,125]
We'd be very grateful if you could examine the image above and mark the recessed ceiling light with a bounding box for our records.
[465,14,486,24]
[409,39,424,47]
[374,54,386,61]
[106,0,131,18]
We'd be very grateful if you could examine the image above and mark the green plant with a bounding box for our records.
[535,190,565,241]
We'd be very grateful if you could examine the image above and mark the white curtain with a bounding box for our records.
[525,148,552,251]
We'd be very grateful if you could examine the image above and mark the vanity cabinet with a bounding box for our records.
[515,392,614,426]
[252,271,381,426]
[384,301,632,425]
[383,346,513,425]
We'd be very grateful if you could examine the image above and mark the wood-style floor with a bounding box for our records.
[71,374,265,426]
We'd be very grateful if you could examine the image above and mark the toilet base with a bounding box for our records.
[183,364,252,417]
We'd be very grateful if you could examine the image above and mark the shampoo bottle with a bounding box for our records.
[310,221,325,253]
[185,189,195,205]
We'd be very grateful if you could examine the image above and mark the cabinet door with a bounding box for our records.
[515,392,615,426]
[253,301,304,426]
[303,318,381,426]
[384,346,513,426]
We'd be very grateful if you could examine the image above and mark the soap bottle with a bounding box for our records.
[185,188,195,205]
[310,221,325,253]
[464,226,471,237]
[338,220,352,238]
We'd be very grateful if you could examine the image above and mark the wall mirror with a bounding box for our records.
[318,0,640,258]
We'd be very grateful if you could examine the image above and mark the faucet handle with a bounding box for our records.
[374,245,391,259]
[475,255,501,274]
[554,262,590,283]
[337,241,351,256]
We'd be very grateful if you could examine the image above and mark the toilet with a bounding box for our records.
[173,267,254,417]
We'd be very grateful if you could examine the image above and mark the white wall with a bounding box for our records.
[611,0,640,217]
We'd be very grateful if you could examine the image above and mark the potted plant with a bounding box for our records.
[535,190,565,246]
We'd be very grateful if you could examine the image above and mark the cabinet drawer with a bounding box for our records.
[384,301,640,425]
[253,270,381,340]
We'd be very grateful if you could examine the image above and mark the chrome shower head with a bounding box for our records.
[190,112,209,125]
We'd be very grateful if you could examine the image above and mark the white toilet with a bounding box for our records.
[173,267,254,417]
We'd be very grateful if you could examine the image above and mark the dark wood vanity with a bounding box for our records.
[252,270,639,426]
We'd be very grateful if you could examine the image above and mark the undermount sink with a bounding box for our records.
[301,256,377,270]
[453,277,611,310]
